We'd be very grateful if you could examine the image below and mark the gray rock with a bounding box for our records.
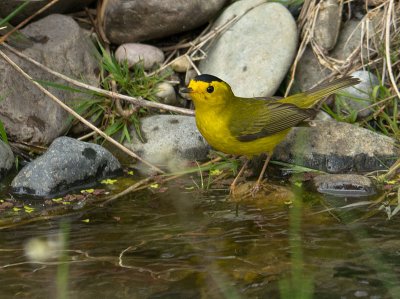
[336,70,380,118]
[115,43,165,70]
[313,174,376,197]
[314,0,342,51]
[104,0,227,44]
[0,140,14,181]
[118,115,210,172]
[294,46,330,91]
[0,0,95,25]
[367,0,385,6]
[273,120,398,173]
[330,19,366,60]
[0,14,99,145]
[200,0,297,97]
[11,137,121,199]
[296,18,378,90]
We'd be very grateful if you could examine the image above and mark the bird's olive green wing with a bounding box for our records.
[228,100,315,142]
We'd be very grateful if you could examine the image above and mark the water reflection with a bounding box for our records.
[0,181,399,298]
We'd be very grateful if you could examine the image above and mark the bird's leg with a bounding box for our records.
[251,154,272,196]
[230,159,249,197]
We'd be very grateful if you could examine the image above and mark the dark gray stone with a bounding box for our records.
[104,0,227,43]
[0,140,14,181]
[273,120,398,173]
[11,137,121,198]
[0,0,95,25]
[0,14,99,145]
[313,174,376,197]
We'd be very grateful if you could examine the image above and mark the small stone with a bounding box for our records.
[171,56,191,73]
[199,0,297,97]
[314,0,342,51]
[155,82,177,105]
[11,137,121,198]
[354,290,369,298]
[336,70,380,118]
[313,174,376,197]
[115,43,165,70]
[315,110,332,121]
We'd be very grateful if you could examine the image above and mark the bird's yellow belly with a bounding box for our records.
[196,114,289,157]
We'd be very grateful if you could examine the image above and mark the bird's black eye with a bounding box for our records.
[206,86,214,93]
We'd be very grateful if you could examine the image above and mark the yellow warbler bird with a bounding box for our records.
[181,74,360,194]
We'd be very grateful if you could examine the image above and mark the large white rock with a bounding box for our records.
[199,0,298,97]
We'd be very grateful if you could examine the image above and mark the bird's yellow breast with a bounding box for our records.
[195,105,289,157]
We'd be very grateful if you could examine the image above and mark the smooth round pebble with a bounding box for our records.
[171,56,191,73]
[314,0,342,51]
[115,43,164,70]
[155,82,177,105]
[338,70,380,118]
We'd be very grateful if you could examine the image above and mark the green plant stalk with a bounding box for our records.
[57,221,70,299]
[279,183,314,299]
[279,129,314,299]
[0,120,8,143]
[0,1,30,27]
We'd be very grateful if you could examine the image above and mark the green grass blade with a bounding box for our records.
[0,120,8,144]
[0,1,30,27]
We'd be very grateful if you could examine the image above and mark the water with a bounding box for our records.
[0,177,399,299]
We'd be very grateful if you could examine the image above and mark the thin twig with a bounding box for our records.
[384,0,400,100]
[0,49,164,174]
[1,43,194,116]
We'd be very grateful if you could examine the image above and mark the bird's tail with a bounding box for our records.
[281,76,361,108]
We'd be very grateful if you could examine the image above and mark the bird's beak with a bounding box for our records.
[179,87,193,94]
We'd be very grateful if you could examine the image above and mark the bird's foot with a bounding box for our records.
[250,181,263,197]
[229,183,238,198]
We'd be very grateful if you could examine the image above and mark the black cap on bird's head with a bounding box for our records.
[193,74,223,83]
[180,74,224,95]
